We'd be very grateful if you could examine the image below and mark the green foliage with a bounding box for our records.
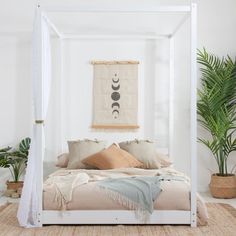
[197,48,236,176]
[0,138,31,182]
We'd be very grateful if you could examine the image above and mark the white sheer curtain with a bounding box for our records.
[17,8,52,228]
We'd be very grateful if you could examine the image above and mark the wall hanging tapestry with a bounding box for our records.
[91,60,139,129]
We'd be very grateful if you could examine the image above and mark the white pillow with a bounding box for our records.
[67,139,106,169]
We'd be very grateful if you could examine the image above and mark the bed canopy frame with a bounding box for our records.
[17,2,197,228]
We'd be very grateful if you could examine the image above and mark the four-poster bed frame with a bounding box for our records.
[20,3,197,227]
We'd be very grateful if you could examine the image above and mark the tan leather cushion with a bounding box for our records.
[82,144,143,170]
[119,140,161,169]
[56,153,69,168]
[67,139,106,169]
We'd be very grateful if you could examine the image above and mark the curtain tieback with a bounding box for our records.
[35,120,44,124]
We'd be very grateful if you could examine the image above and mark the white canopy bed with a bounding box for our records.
[17,3,198,228]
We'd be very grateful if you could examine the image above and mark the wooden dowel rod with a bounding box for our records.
[91,124,139,129]
[91,60,139,65]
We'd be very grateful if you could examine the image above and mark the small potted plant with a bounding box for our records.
[197,49,236,198]
[0,137,31,196]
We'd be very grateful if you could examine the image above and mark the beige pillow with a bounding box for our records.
[67,139,106,169]
[119,139,161,169]
[156,152,173,168]
[56,153,69,168]
[82,144,143,170]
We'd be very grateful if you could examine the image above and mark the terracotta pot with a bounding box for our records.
[6,181,24,191]
[209,174,236,199]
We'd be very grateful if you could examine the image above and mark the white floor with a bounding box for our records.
[200,191,236,208]
[0,196,19,205]
[0,191,236,207]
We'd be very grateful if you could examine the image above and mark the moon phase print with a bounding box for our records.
[92,61,139,129]
[111,73,120,119]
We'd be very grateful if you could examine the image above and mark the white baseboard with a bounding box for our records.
[197,185,209,193]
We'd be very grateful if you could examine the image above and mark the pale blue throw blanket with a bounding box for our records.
[98,175,185,221]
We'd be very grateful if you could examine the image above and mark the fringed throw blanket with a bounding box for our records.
[97,175,186,222]
[44,172,89,210]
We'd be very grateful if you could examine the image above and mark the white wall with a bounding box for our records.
[0,0,236,192]
[0,36,32,146]
[45,38,170,162]
[196,0,236,191]
[0,35,32,193]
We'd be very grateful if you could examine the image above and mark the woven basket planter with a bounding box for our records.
[209,174,236,199]
[6,181,23,191]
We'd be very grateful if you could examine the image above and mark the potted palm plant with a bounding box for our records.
[197,48,236,198]
[0,138,31,195]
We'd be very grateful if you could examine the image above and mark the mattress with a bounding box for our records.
[43,167,208,225]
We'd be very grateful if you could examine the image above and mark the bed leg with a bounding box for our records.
[36,212,43,227]
[191,212,197,227]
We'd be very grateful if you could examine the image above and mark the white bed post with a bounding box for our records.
[60,38,64,153]
[169,36,174,161]
[35,123,43,227]
[35,4,43,227]
[190,2,197,227]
